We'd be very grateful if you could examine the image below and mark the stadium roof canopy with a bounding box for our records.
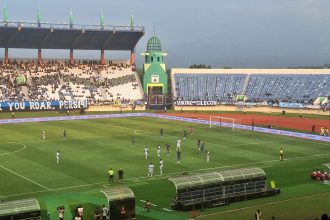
[0,21,144,50]
[169,167,266,190]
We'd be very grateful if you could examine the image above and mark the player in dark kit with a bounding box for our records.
[63,129,67,138]
[130,136,135,147]
[166,143,170,156]
[160,128,164,138]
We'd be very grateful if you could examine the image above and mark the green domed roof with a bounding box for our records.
[147,37,161,52]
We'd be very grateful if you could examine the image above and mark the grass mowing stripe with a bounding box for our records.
[1,151,329,199]
[197,191,330,218]
[0,165,49,190]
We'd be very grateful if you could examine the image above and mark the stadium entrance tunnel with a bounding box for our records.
[0,198,41,220]
[101,186,135,220]
[168,167,280,211]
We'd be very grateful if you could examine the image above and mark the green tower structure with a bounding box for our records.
[142,36,168,99]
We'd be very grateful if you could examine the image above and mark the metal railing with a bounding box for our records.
[0,20,145,32]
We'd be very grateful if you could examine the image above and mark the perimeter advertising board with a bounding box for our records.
[0,100,88,112]
[175,100,218,106]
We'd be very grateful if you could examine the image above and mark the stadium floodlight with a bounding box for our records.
[209,115,241,131]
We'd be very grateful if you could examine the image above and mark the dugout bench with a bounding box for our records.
[0,198,41,220]
[169,167,280,211]
[101,186,136,220]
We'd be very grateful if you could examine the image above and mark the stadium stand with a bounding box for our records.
[172,69,330,104]
[0,60,144,104]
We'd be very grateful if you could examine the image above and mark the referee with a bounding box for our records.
[108,168,114,183]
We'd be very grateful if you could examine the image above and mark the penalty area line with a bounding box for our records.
[0,165,49,190]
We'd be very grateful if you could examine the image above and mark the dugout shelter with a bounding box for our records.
[169,167,279,211]
[0,198,41,220]
[101,186,135,220]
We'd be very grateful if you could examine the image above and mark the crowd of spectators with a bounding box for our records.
[0,60,143,103]
[320,127,329,136]
[310,170,330,181]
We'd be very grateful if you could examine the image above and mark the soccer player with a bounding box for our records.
[63,129,67,138]
[197,139,201,150]
[157,145,161,158]
[200,142,205,153]
[177,138,181,149]
[148,162,154,177]
[183,129,187,139]
[160,128,164,138]
[176,144,181,164]
[206,151,210,163]
[56,150,60,164]
[280,147,284,161]
[42,130,46,140]
[160,158,164,175]
[144,146,149,159]
[166,144,170,156]
[130,136,135,147]
[189,125,193,135]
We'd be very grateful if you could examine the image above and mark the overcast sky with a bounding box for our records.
[2,0,330,68]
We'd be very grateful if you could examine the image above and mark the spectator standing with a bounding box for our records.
[254,209,262,220]
[94,207,102,220]
[101,205,109,220]
[312,124,316,134]
[143,200,151,212]
[58,206,64,220]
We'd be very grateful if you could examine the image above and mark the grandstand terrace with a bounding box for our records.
[171,68,330,104]
[0,60,144,103]
[0,18,145,106]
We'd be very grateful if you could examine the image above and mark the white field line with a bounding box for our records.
[140,199,157,207]
[0,143,27,156]
[0,165,49,190]
[197,191,330,218]
[1,152,330,199]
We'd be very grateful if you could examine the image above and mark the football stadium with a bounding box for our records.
[0,2,330,220]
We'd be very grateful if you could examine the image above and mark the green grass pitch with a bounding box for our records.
[0,116,329,219]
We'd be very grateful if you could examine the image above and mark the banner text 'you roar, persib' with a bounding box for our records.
[0,100,88,111]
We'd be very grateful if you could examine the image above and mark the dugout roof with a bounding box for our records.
[0,198,40,216]
[101,186,135,202]
[324,163,330,170]
[169,167,266,190]
[0,22,144,50]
